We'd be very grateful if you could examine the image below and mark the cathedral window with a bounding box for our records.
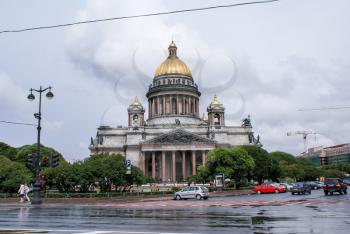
[172,97,177,114]
[214,114,220,125]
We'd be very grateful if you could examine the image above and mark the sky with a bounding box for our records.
[0,0,349,161]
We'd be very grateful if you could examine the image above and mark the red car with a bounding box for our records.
[253,182,286,194]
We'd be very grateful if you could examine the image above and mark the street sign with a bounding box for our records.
[125,159,132,175]
[125,159,131,168]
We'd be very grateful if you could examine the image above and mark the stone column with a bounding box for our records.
[152,152,156,179]
[163,96,165,115]
[188,96,191,114]
[202,151,206,166]
[149,100,151,118]
[191,151,196,175]
[182,151,186,181]
[140,151,146,176]
[172,151,176,182]
[158,97,161,115]
[176,95,179,114]
[162,151,166,182]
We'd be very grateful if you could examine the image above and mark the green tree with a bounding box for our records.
[43,161,78,192]
[269,151,297,164]
[15,143,63,165]
[0,156,33,193]
[240,145,281,183]
[0,142,18,161]
[322,169,345,178]
[205,148,255,185]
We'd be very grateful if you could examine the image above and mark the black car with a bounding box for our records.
[306,181,322,190]
[323,178,347,195]
[290,182,312,195]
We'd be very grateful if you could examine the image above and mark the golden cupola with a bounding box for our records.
[154,41,192,78]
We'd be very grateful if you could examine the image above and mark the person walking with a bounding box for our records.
[24,184,31,202]
[18,183,25,203]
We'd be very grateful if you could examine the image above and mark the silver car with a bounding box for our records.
[174,186,209,200]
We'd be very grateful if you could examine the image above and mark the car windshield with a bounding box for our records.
[294,182,305,187]
[325,179,338,184]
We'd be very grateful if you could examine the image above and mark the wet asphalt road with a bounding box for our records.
[0,189,349,234]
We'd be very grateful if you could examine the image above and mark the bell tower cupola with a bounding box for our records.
[127,97,145,128]
[207,94,225,127]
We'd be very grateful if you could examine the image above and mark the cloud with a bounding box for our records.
[62,0,350,156]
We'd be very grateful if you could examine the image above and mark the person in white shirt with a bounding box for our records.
[24,184,31,202]
[18,183,25,203]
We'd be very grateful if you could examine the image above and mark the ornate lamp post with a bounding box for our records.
[27,86,54,205]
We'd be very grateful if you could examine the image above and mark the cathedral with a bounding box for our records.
[89,41,260,182]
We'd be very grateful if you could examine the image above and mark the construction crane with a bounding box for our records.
[287,131,318,154]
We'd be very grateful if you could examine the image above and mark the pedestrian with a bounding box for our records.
[18,183,25,203]
[24,184,31,202]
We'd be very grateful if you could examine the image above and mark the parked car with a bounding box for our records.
[253,182,286,194]
[279,183,293,191]
[290,182,312,195]
[323,178,347,195]
[306,181,322,190]
[174,186,209,200]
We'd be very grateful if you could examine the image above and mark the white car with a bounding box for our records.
[174,186,209,200]
[279,183,293,191]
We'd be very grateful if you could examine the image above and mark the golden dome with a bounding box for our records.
[154,41,192,78]
[211,94,221,105]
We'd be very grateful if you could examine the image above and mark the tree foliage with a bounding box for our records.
[240,145,281,183]
[43,154,146,193]
[0,142,18,161]
[205,147,255,183]
[0,156,33,193]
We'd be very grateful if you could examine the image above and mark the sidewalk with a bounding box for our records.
[0,189,253,204]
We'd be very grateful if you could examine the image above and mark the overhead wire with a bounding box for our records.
[0,120,36,127]
[298,106,350,111]
[0,0,279,34]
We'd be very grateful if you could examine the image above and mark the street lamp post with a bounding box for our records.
[27,86,54,205]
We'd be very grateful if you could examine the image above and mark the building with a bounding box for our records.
[302,144,350,166]
[89,41,260,182]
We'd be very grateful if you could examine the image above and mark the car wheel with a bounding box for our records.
[291,192,295,195]
[196,194,202,200]
[175,195,181,200]
[257,190,261,194]
[275,189,279,194]
[308,191,311,195]
[344,190,347,194]
[330,192,333,195]
[339,190,343,195]
[324,191,328,196]
[302,192,305,195]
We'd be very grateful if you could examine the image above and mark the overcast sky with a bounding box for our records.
[1,0,349,161]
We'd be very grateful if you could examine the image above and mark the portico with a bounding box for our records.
[140,129,215,182]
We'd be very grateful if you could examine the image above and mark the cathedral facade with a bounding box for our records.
[89,42,260,182]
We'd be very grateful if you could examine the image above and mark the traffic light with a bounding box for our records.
[42,156,50,168]
[26,153,36,169]
[51,153,60,168]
